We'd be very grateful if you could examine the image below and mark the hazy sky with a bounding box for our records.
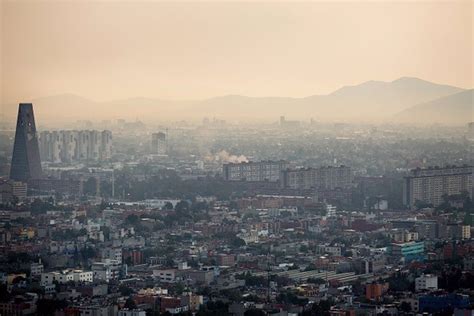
[1,0,472,104]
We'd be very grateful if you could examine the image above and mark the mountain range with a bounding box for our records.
[1,77,471,125]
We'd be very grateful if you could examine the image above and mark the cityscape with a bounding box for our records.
[0,1,473,316]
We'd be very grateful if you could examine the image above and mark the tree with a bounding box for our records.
[37,299,68,316]
[231,237,246,248]
[299,245,309,253]
[244,309,266,316]
[11,195,19,206]
[125,214,140,226]
[163,202,174,210]
[83,177,99,196]
[124,297,137,309]
[400,301,412,313]
[119,285,134,296]
[175,200,190,213]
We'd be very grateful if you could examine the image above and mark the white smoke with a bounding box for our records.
[214,150,248,163]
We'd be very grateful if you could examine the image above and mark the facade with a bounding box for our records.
[41,270,93,286]
[76,305,118,316]
[216,254,235,266]
[403,166,473,209]
[390,241,425,263]
[419,294,470,313]
[153,269,177,283]
[223,160,289,182]
[39,130,113,163]
[10,103,43,181]
[0,178,27,203]
[92,260,122,282]
[446,224,472,240]
[386,229,418,243]
[30,261,44,277]
[101,247,123,264]
[415,274,438,292]
[118,309,147,316]
[280,166,353,190]
[365,283,389,300]
[151,132,167,155]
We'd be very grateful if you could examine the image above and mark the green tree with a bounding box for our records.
[124,297,137,309]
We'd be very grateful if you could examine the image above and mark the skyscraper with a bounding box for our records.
[10,103,43,181]
[151,132,167,155]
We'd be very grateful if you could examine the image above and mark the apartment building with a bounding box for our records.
[403,166,473,209]
[223,160,289,182]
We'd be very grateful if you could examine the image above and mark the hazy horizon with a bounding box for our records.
[1,1,472,124]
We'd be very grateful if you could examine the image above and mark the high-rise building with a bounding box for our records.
[151,132,167,155]
[223,160,289,182]
[39,130,113,163]
[280,166,353,190]
[468,122,474,139]
[100,130,113,160]
[10,103,43,181]
[403,166,473,209]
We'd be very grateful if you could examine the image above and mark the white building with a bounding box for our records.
[30,260,44,277]
[118,309,147,316]
[326,204,337,217]
[461,225,471,240]
[317,245,342,256]
[39,130,113,163]
[92,259,122,282]
[73,270,93,283]
[102,247,123,264]
[153,269,177,283]
[415,274,438,292]
[41,270,93,286]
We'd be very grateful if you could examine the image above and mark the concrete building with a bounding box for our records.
[390,241,425,263]
[153,269,178,283]
[41,270,93,286]
[280,165,353,190]
[101,247,123,264]
[30,260,44,277]
[365,283,389,300]
[386,229,418,243]
[223,160,289,182]
[92,259,122,282]
[403,166,473,209]
[0,178,27,203]
[118,309,147,316]
[415,274,438,292]
[151,132,167,155]
[39,130,113,163]
[446,224,471,240]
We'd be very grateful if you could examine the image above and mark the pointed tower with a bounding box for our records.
[10,103,43,181]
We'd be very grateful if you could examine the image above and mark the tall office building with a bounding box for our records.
[151,132,167,155]
[10,103,43,181]
[403,166,473,209]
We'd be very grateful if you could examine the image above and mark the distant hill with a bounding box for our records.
[0,77,467,123]
[393,89,474,125]
[194,77,464,121]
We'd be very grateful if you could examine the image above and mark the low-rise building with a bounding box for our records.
[415,274,438,292]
